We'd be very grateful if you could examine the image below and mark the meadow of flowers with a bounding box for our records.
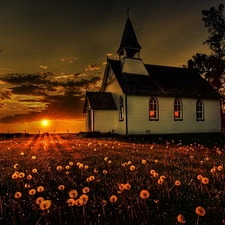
[0,134,225,225]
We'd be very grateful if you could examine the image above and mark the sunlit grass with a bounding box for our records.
[0,135,225,224]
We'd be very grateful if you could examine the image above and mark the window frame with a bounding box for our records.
[149,96,159,121]
[119,96,124,121]
[174,97,183,121]
[196,99,204,121]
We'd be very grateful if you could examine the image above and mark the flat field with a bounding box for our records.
[0,134,225,225]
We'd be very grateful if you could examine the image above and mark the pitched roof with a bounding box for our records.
[83,91,117,112]
[108,59,221,99]
[117,18,142,54]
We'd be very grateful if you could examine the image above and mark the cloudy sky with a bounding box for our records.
[0,0,222,133]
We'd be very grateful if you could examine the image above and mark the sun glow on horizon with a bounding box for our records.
[41,119,49,127]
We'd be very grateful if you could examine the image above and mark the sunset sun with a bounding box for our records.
[41,119,49,126]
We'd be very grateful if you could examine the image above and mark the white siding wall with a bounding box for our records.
[105,71,126,134]
[94,110,117,133]
[127,96,221,134]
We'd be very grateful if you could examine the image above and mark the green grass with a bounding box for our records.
[0,135,225,224]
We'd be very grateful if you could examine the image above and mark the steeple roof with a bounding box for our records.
[117,17,142,54]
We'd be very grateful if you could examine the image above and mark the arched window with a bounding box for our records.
[174,97,183,120]
[119,96,124,121]
[149,96,159,120]
[196,99,204,121]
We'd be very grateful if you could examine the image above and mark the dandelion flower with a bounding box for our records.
[153,172,159,177]
[94,168,98,173]
[157,179,164,185]
[195,206,206,216]
[130,165,135,171]
[24,183,30,188]
[104,157,108,161]
[84,165,89,170]
[160,175,166,180]
[58,185,65,191]
[82,187,90,194]
[66,171,69,175]
[12,173,19,179]
[177,214,186,224]
[175,180,181,186]
[86,177,90,182]
[29,189,36,195]
[67,198,76,206]
[118,184,125,191]
[124,183,131,190]
[20,152,24,156]
[69,161,73,166]
[127,161,132,165]
[57,166,62,171]
[27,175,32,180]
[150,170,155,175]
[218,165,223,171]
[210,168,216,173]
[75,198,83,206]
[19,172,25,178]
[108,160,112,164]
[79,194,89,205]
[201,177,209,185]
[89,175,95,181]
[197,175,203,180]
[37,186,45,192]
[79,163,84,169]
[39,200,51,210]
[154,159,158,163]
[140,190,150,199]
[14,191,22,199]
[36,197,44,205]
[109,195,118,203]
[141,159,146,164]
[31,156,36,160]
[69,190,78,198]
[32,168,37,173]
[103,170,108,175]
[14,164,19,169]
[65,165,70,170]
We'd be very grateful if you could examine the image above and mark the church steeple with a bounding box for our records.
[117,11,142,59]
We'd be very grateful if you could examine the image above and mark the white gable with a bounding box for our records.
[121,58,149,75]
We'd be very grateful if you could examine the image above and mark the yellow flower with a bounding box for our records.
[127,161,132,165]
[20,152,24,156]
[160,175,166,180]
[32,169,37,173]
[39,200,51,210]
[157,178,164,185]
[118,184,125,191]
[197,175,203,180]
[86,177,91,182]
[109,195,118,203]
[201,177,209,185]
[31,156,36,160]
[124,183,131,190]
[84,165,89,170]
[69,161,73,166]
[66,171,69,175]
[89,175,95,181]
[65,165,70,170]
[79,163,84,169]
[82,187,90,194]
[19,172,25,178]
[175,180,181,186]
[195,206,206,216]
[218,165,223,171]
[14,164,19,169]
[14,191,22,199]
[177,214,186,224]
[69,190,78,198]
[35,197,44,205]
[141,159,146,164]
[150,170,155,175]
[27,175,32,180]
[37,186,45,192]
[57,166,63,171]
[103,170,108,174]
[210,168,216,173]
[104,157,108,161]
[140,190,150,199]
[29,189,36,195]
[58,185,65,191]
[67,198,76,206]
[75,198,83,206]
[130,165,135,171]
[12,173,19,179]
[154,159,158,163]
[94,168,98,173]
[79,194,89,205]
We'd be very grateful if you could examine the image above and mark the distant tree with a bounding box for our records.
[190,4,225,94]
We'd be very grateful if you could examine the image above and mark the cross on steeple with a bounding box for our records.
[127,7,130,18]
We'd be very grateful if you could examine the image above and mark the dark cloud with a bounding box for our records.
[0,90,12,100]
[10,85,48,96]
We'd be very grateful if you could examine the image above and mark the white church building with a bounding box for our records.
[83,15,221,135]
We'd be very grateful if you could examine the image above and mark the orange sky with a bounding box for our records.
[0,0,223,133]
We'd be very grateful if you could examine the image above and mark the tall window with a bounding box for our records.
[174,97,183,120]
[196,99,204,121]
[119,96,124,121]
[149,96,159,120]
